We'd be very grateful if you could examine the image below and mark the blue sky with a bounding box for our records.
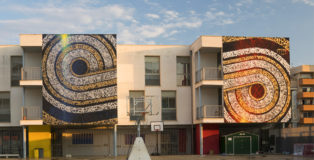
[0,0,313,66]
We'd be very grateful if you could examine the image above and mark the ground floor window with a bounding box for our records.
[0,128,22,156]
[72,133,93,144]
[125,134,145,145]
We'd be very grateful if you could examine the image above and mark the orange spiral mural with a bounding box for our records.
[222,37,291,123]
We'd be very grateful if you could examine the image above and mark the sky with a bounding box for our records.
[0,0,313,66]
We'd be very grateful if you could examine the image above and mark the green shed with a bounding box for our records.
[221,131,259,154]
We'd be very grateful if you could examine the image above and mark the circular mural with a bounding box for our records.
[222,37,291,123]
[42,34,117,125]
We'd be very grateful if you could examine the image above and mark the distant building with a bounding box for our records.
[291,65,314,125]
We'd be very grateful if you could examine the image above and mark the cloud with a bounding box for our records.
[146,13,160,19]
[164,10,179,21]
[292,0,314,6]
[0,1,138,44]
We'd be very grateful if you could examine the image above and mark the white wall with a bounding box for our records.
[23,47,42,67]
[117,45,192,125]
[0,45,23,126]
[200,52,217,68]
[25,88,42,107]
[195,87,219,106]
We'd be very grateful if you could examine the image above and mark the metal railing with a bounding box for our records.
[21,67,42,80]
[21,106,42,120]
[195,67,222,83]
[196,105,223,119]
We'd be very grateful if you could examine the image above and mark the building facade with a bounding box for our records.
[291,65,314,125]
[0,34,296,158]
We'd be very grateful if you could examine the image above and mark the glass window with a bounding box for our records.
[11,56,22,86]
[162,91,176,120]
[0,92,10,122]
[72,133,93,144]
[302,99,314,105]
[129,91,145,121]
[302,87,312,92]
[300,73,312,79]
[145,56,160,86]
[177,57,191,86]
[304,112,314,118]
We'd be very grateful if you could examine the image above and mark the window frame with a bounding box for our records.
[145,56,160,86]
[161,90,177,121]
[10,56,22,86]
[176,56,191,86]
[129,90,145,121]
[72,133,93,145]
[0,92,10,123]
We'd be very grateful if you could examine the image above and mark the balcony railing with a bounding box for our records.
[21,67,42,80]
[196,67,222,83]
[196,105,223,119]
[21,106,42,120]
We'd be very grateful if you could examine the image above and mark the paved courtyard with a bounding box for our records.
[1,155,314,160]
[0,155,308,160]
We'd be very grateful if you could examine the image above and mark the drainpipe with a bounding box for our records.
[113,124,117,157]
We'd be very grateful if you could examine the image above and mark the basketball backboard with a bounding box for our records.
[150,121,164,132]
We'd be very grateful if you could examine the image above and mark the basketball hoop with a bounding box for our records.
[141,112,149,117]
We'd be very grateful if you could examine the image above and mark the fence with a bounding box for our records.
[195,67,222,82]
[21,106,42,120]
[21,67,41,80]
[196,105,223,119]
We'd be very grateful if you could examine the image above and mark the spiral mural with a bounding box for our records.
[42,34,117,125]
[222,37,291,123]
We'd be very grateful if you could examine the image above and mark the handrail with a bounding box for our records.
[196,105,223,119]
[21,106,42,120]
[196,67,222,83]
[21,67,42,80]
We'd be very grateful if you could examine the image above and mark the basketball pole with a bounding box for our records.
[156,130,159,155]
[137,117,141,137]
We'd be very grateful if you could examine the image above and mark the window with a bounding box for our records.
[302,99,314,105]
[145,56,160,86]
[304,112,314,118]
[0,92,10,122]
[11,56,22,86]
[177,57,191,86]
[302,87,312,92]
[129,91,145,121]
[300,73,312,79]
[162,91,176,120]
[125,134,145,145]
[72,133,93,144]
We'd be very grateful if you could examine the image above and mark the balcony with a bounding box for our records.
[299,105,314,111]
[300,79,314,85]
[196,105,223,119]
[20,67,42,86]
[20,106,43,125]
[195,67,223,87]
[301,118,314,124]
[298,92,314,98]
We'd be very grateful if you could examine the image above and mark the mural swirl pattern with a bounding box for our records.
[222,37,291,123]
[42,34,117,125]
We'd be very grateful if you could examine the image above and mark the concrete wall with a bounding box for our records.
[117,45,192,125]
[200,52,218,68]
[0,45,23,126]
[24,88,42,107]
[195,87,219,107]
[23,47,42,67]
